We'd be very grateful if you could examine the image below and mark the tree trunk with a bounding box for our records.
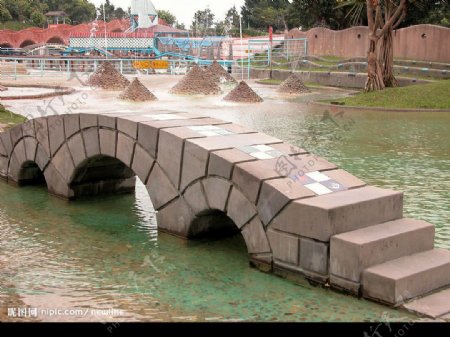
[380,27,397,87]
[365,40,385,92]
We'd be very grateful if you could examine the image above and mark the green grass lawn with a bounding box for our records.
[329,80,450,109]
[0,104,27,128]
[256,78,323,88]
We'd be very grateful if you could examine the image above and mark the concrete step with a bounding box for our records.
[403,287,450,319]
[330,218,435,293]
[271,186,403,242]
[362,249,450,306]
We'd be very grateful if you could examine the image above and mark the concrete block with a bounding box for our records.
[44,162,73,199]
[180,141,209,191]
[34,117,50,156]
[300,238,329,275]
[51,143,74,182]
[7,154,20,182]
[232,159,285,204]
[67,133,86,167]
[270,186,403,241]
[82,128,100,158]
[156,197,195,238]
[241,217,271,254]
[208,149,255,179]
[80,113,97,129]
[99,129,116,158]
[131,144,154,183]
[64,114,80,138]
[146,163,178,210]
[283,153,338,175]
[35,144,50,170]
[362,249,450,305]
[0,136,7,156]
[0,133,13,156]
[323,169,366,189]
[157,130,184,188]
[9,125,23,148]
[12,139,26,166]
[183,181,209,215]
[23,137,37,161]
[267,229,299,265]
[48,115,65,156]
[0,156,8,176]
[137,122,158,158]
[219,123,254,134]
[202,177,232,212]
[98,115,116,129]
[257,178,315,226]
[330,275,360,294]
[21,120,35,137]
[270,143,307,155]
[331,218,435,284]
[117,117,138,139]
[116,133,135,167]
[187,133,281,152]
[226,187,257,228]
[403,288,450,319]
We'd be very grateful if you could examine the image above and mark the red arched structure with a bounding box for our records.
[47,36,66,44]
[20,40,37,48]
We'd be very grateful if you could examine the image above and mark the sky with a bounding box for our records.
[91,0,246,27]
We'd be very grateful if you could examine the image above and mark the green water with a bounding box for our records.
[0,98,449,322]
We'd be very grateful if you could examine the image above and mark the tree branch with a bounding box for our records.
[377,0,407,38]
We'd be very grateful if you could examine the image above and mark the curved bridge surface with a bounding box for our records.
[1,111,449,309]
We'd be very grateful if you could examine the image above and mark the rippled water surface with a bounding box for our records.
[1,87,448,322]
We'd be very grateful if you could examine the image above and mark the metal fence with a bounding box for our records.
[0,57,236,80]
[0,38,307,81]
[245,38,308,78]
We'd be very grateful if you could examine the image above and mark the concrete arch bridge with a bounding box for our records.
[0,112,449,310]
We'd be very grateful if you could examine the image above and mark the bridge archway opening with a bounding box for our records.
[0,43,13,49]
[69,155,136,199]
[188,210,240,240]
[46,36,65,44]
[20,40,37,48]
[18,161,47,186]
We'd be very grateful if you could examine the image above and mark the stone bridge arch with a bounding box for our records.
[1,111,449,307]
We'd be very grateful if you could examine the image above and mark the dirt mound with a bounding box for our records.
[278,73,311,94]
[206,61,237,85]
[87,61,130,90]
[119,78,157,102]
[0,85,7,91]
[170,65,221,95]
[223,81,263,103]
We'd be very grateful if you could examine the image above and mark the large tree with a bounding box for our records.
[190,8,214,36]
[241,0,291,31]
[157,9,176,26]
[225,5,240,31]
[365,0,407,91]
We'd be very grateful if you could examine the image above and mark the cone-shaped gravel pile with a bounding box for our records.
[223,81,263,103]
[170,65,221,95]
[278,73,311,94]
[87,61,130,90]
[119,78,157,102]
[206,61,237,85]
